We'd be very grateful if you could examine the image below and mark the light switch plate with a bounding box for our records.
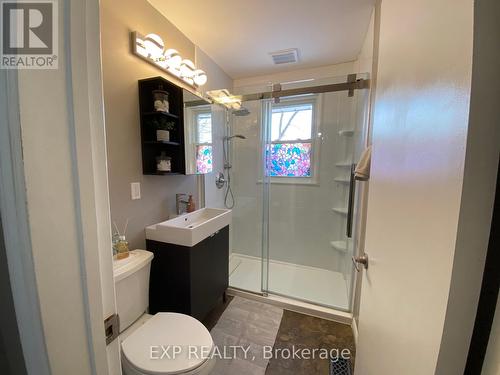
[131,182,141,200]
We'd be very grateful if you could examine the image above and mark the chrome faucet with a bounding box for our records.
[176,193,189,215]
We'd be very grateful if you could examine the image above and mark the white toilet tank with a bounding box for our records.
[113,250,154,332]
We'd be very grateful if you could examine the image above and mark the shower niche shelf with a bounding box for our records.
[336,161,352,167]
[330,241,348,253]
[334,177,350,184]
[338,129,354,137]
[332,207,348,215]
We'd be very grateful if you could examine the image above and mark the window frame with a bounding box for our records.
[192,105,214,175]
[264,95,321,185]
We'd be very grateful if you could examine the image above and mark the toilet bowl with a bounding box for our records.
[113,250,215,375]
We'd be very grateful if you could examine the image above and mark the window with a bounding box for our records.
[195,111,213,174]
[266,98,317,179]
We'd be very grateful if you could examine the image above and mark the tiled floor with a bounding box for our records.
[266,310,355,375]
[229,253,349,310]
[204,295,355,375]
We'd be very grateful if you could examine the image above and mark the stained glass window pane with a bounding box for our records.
[266,142,312,177]
[271,103,313,141]
[196,145,213,174]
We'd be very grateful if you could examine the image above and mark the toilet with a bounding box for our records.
[113,250,216,375]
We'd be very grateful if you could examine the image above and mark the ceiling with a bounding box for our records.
[147,0,375,79]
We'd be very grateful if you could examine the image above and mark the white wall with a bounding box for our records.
[234,62,356,92]
[354,0,498,373]
[435,0,500,371]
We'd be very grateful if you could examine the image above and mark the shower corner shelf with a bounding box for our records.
[330,241,348,253]
[335,161,352,167]
[339,129,354,137]
[332,207,348,215]
[334,177,350,184]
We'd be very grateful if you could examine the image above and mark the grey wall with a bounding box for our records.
[101,0,231,249]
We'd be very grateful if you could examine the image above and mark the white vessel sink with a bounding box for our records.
[145,208,232,247]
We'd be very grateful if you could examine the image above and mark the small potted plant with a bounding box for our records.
[155,119,175,142]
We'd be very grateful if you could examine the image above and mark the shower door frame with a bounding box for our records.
[252,74,371,312]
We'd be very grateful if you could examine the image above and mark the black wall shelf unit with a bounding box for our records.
[138,76,186,175]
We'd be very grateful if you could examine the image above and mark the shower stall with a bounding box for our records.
[225,74,370,312]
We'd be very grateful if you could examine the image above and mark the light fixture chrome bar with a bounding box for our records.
[235,76,370,103]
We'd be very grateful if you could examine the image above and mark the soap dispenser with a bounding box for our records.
[186,194,195,213]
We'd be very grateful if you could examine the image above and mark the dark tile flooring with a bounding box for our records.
[266,310,355,375]
[203,295,355,375]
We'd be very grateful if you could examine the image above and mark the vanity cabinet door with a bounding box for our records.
[190,226,229,320]
[146,225,229,320]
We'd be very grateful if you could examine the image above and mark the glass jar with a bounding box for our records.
[156,152,172,173]
[153,85,169,113]
[113,235,129,260]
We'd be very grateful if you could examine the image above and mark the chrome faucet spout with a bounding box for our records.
[176,193,189,215]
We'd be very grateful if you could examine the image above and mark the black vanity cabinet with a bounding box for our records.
[146,226,229,321]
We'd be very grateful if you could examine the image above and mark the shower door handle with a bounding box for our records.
[346,163,356,238]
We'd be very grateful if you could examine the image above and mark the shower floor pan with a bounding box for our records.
[229,253,349,310]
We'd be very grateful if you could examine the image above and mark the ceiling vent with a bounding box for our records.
[270,48,299,65]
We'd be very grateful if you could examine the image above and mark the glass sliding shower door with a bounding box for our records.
[263,76,369,310]
[228,95,267,294]
[228,75,369,312]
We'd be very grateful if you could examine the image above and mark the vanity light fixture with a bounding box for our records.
[132,31,208,88]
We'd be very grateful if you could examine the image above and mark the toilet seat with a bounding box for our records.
[121,313,214,375]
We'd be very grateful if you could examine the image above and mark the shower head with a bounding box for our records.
[224,134,247,140]
[232,108,250,116]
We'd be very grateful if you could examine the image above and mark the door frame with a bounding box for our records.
[464,159,500,372]
[0,69,51,375]
[0,0,117,374]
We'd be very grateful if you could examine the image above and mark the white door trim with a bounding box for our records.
[62,0,113,373]
[0,0,118,374]
[0,69,52,375]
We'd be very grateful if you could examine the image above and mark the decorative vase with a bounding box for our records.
[157,129,170,142]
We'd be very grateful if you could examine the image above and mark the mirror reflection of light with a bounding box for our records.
[193,69,208,86]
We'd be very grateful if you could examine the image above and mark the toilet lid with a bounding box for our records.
[121,313,213,375]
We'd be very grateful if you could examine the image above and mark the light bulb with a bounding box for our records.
[164,49,182,68]
[193,69,208,86]
[180,59,195,78]
[144,33,164,59]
